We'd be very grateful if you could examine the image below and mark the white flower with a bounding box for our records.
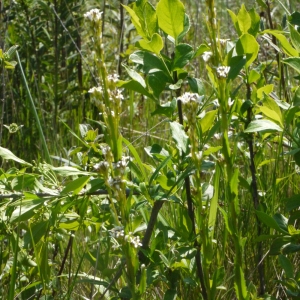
[202,51,212,62]
[216,66,230,78]
[88,86,103,94]
[84,9,103,22]
[217,38,229,46]
[110,89,124,101]
[125,232,142,248]
[178,92,203,105]
[108,73,119,83]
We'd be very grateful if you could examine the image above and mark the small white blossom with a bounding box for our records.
[88,86,103,94]
[217,38,230,46]
[178,92,203,105]
[202,51,212,62]
[110,89,124,101]
[216,66,230,79]
[108,73,119,83]
[125,232,142,248]
[84,9,103,22]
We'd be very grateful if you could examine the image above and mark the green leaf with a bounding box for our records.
[283,57,300,73]
[273,213,288,232]
[117,79,152,98]
[237,4,251,34]
[234,266,248,300]
[156,0,185,41]
[278,254,294,278]
[10,199,44,222]
[236,33,259,68]
[285,194,300,211]
[51,166,95,176]
[0,146,32,166]
[262,30,298,57]
[256,211,289,234]
[137,33,164,55]
[259,106,283,127]
[227,9,242,36]
[61,176,90,195]
[123,5,147,39]
[289,22,300,53]
[219,207,232,235]
[132,1,158,39]
[178,13,191,42]
[199,110,217,133]
[123,64,146,88]
[169,121,189,155]
[172,43,194,70]
[193,44,210,58]
[244,119,283,133]
[289,11,300,27]
[256,84,273,99]
[228,55,246,80]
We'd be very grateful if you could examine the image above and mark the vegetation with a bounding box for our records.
[1,0,300,299]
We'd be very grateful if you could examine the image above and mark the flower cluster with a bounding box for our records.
[178,92,203,105]
[84,8,103,23]
[125,232,142,248]
[113,156,130,176]
[178,92,204,124]
[108,73,119,83]
[216,66,230,79]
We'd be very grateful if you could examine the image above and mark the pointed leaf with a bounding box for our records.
[123,64,146,88]
[172,43,194,70]
[170,121,188,155]
[236,33,259,67]
[157,0,185,41]
[237,4,251,34]
[61,176,90,195]
[244,119,282,133]
[283,57,300,73]
[137,33,164,54]
[0,146,32,166]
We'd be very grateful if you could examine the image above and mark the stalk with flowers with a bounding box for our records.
[84,8,142,299]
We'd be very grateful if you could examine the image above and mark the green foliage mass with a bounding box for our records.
[1,0,300,299]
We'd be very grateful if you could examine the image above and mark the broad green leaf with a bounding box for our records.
[256,211,289,234]
[61,176,90,195]
[237,4,251,34]
[199,110,217,133]
[51,166,95,176]
[248,8,260,37]
[10,199,44,222]
[137,33,164,55]
[123,5,146,39]
[0,146,32,166]
[132,1,158,39]
[169,121,189,155]
[157,0,185,41]
[283,57,300,73]
[227,9,242,36]
[123,64,146,88]
[259,106,283,127]
[273,213,288,232]
[178,13,190,42]
[172,43,194,70]
[285,194,300,211]
[236,33,259,67]
[248,69,260,83]
[117,80,152,98]
[262,30,298,57]
[256,84,273,99]
[130,51,172,80]
[149,155,172,186]
[156,174,175,190]
[289,22,300,53]
[245,119,283,133]
[228,55,246,80]
[289,11,300,27]
[59,220,80,231]
[147,72,169,99]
